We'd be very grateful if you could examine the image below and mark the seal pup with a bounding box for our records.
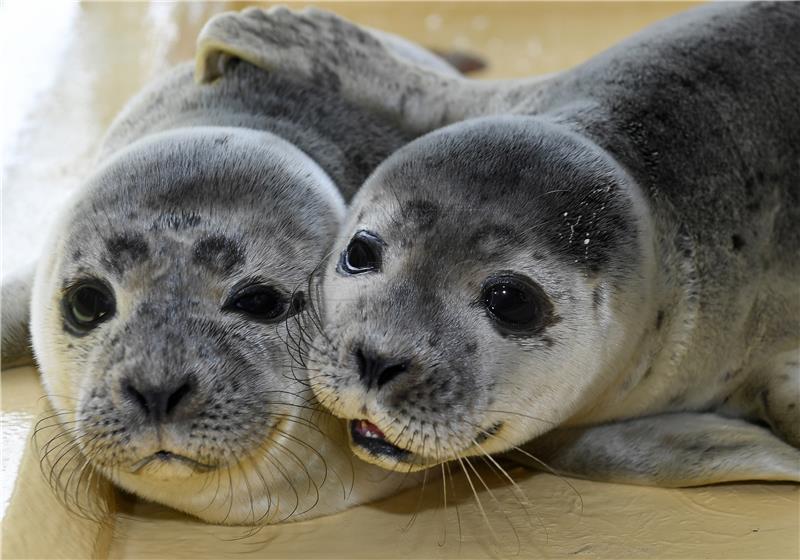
[1,9,465,524]
[259,4,800,485]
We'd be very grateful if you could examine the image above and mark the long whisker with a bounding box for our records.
[462,455,522,555]
[468,422,585,513]
[470,437,550,543]
[454,454,500,545]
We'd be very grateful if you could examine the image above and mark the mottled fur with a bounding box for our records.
[2,10,463,523]
[271,3,800,483]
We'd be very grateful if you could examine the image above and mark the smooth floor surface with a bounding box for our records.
[2,2,798,559]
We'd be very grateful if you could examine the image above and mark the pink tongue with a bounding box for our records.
[357,419,386,438]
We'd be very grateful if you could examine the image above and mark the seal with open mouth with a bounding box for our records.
[259,4,800,484]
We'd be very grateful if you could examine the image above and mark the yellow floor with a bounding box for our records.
[2,2,798,559]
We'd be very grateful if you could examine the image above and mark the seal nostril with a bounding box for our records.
[166,381,191,415]
[377,360,409,389]
[355,347,411,389]
[355,348,368,381]
[122,380,150,415]
[121,377,192,420]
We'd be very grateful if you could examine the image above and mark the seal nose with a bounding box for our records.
[121,377,193,422]
[354,347,410,389]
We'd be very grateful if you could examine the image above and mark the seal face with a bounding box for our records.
[265,3,799,485]
[18,3,469,518]
[308,118,651,471]
[31,128,348,522]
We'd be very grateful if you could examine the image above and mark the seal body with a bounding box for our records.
[298,2,800,484]
[11,11,459,523]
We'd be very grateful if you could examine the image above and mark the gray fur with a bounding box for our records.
[510,413,800,486]
[1,263,36,368]
[14,12,457,523]
[300,3,800,483]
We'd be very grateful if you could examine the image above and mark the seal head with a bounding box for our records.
[308,117,655,471]
[31,127,346,521]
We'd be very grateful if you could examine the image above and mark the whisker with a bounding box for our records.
[468,422,585,513]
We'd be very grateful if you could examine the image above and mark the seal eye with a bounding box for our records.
[339,230,383,275]
[224,284,296,322]
[63,281,115,332]
[481,275,552,335]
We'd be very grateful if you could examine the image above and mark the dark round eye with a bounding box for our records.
[338,230,383,275]
[481,275,551,335]
[224,284,293,322]
[63,281,115,333]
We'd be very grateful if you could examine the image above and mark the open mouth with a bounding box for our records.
[349,419,410,460]
[131,450,216,474]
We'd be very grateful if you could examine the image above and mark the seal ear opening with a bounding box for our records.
[2,262,36,369]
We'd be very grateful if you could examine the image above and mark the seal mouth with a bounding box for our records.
[349,419,410,460]
[130,450,216,474]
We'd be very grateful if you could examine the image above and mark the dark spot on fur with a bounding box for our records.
[192,235,245,274]
[402,199,440,231]
[464,341,478,356]
[593,287,604,309]
[731,234,745,251]
[72,249,82,260]
[102,233,149,275]
[655,310,665,330]
[475,422,504,444]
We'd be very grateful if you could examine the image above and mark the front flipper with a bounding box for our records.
[720,350,800,449]
[195,7,505,132]
[2,264,36,369]
[508,413,800,487]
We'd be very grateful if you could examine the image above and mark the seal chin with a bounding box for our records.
[129,451,216,481]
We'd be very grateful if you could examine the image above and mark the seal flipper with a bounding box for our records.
[720,352,800,449]
[195,6,505,132]
[2,263,35,368]
[507,413,800,486]
[758,354,800,448]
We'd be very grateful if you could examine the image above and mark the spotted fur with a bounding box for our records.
[295,3,800,483]
[3,11,464,523]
